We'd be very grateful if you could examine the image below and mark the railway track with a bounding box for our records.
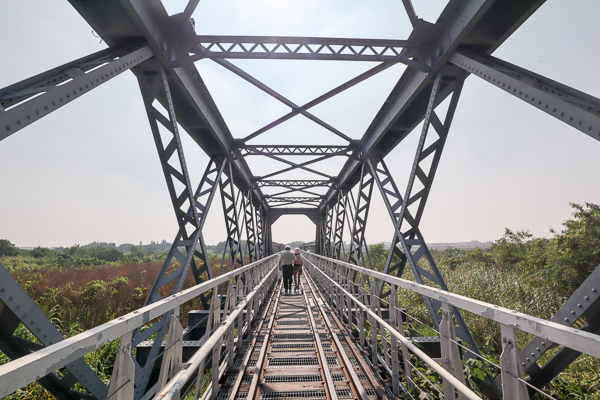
[215,272,396,400]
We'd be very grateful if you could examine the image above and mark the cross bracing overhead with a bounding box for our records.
[1,0,600,399]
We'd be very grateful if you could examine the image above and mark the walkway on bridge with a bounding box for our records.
[215,271,395,400]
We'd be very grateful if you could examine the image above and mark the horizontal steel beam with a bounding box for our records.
[174,35,428,70]
[266,197,321,203]
[258,180,332,187]
[240,145,352,156]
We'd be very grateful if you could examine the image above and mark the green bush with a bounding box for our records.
[0,239,19,257]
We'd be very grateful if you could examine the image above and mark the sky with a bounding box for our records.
[0,0,599,248]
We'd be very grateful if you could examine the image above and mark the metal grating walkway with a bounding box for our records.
[216,273,396,400]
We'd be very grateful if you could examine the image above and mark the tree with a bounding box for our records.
[368,243,388,271]
[31,246,55,258]
[0,239,19,257]
[490,228,533,268]
[546,202,600,293]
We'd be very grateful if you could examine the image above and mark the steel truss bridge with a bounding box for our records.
[1,1,600,399]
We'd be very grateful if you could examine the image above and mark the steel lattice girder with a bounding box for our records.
[3,0,598,397]
[367,157,480,357]
[174,35,428,70]
[219,162,245,275]
[257,180,332,187]
[0,46,153,142]
[69,0,266,212]
[450,52,600,141]
[240,145,352,156]
[134,60,228,393]
[321,0,549,209]
[267,197,321,204]
[347,164,375,267]
[332,191,348,260]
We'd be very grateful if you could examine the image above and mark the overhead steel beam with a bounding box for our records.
[242,62,396,143]
[268,207,320,225]
[402,0,418,27]
[257,153,335,180]
[174,35,428,70]
[320,0,546,210]
[257,180,332,187]
[450,52,600,142]
[208,58,354,142]
[240,145,352,156]
[266,186,324,198]
[267,197,321,203]
[69,0,267,211]
[0,46,152,142]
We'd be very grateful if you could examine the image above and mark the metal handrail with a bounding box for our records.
[156,264,279,400]
[0,254,279,398]
[303,254,481,400]
[303,251,600,399]
[303,252,600,359]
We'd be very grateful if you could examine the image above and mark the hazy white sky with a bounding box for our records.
[1,0,599,248]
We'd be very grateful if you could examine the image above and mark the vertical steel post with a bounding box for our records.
[500,324,530,400]
[108,331,135,400]
[333,191,348,260]
[218,162,244,275]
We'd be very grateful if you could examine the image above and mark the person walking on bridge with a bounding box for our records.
[279,245,295,295]
[292,248,303,292]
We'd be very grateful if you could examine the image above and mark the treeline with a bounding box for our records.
[0,241,169,270]
[364,203,600,398]
[0,238,258,271]
[367,202,600,298]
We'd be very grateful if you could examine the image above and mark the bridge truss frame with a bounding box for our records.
[1,0,600,398]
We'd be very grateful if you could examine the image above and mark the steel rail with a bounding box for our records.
[227,279,282,400]
[305,252,600,360]
[300,279,339,400]
[246,281,282,400]
[305,270,397,398]
[303,255,482,400]
[303,273,368,400]
[0,254,279,398]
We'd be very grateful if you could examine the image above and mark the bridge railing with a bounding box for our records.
[0,254,280,400]
[302,251,600,399]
